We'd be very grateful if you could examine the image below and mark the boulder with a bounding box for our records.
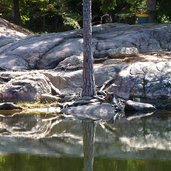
[55,55,83,70]
[0,72,61,102]
[107,47,139,58]
[37,38,83,69]
[0,29,82,70]
[110,62,171,107]
[43,64,125,94]
[0,102,23,110]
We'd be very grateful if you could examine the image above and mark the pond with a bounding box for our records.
[0,111,171,170]
[0,153,171,171]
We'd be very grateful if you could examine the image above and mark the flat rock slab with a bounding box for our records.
[61,103,115,121]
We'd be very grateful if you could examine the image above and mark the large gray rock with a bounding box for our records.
[93,24,167,58]
[0,72,61,102]
[55,55,83,70]
[0,22,171,70]
[43,64,125,94]
[0,27,82,70]
[107,47,139,58]
[110,62,171,107]
[0,18,31,46]
[1,61,171,108]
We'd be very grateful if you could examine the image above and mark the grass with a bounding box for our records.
[17,101,51,109]
[16,101,61,116]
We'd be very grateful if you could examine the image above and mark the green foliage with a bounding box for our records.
[100,0,116,13]
[157,0,171,22]
[0,0,171,32]
[63,16,80,29]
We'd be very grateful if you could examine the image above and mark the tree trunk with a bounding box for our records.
[82,0,96,97]
[12,0,21,24]
[147,0,156,22]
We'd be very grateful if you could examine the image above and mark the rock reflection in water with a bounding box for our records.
[0,111,171,161]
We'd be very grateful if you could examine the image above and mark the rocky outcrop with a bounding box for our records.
[1,19,171,110]
[110,62,171,107]
[0,18,32,47]
[0,72,61,102]
[1,60,171,109]
[1,20,171,70]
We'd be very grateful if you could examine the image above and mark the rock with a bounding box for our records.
[107,47,139,58]
[55,55,83,70]
[0,30,82,70]
[0,17,31,47]
[125,100,156,112]
[43,64,125,94]
[0,72,61,102]
[61,102,115,121]
[36,38,83,69]
[0,22,171,70]
[1,60,171,109]
[72,98,100,106]
[40,94,61,103]
[110,62,171,107]
[1,21,171,109]
[0,102,23,110]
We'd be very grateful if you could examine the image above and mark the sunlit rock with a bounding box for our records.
[0,21,171,70]
[107,47,139,58]
[0,72,61,102]
[111,62,171,107]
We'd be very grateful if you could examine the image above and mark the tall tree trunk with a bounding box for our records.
[12,0,21,24]
[82,0,96,97]
[147,0,156,22]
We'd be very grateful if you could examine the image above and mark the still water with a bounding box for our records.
[0,153,171,171]
[0,111,171,170]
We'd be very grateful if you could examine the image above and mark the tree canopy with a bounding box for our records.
[0,0,171,33]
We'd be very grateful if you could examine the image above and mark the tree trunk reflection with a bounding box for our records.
[82,120,96,171]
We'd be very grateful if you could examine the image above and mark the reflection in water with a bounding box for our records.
[82,120,96,171]
[0,153,171,171]
[1,111,171,170]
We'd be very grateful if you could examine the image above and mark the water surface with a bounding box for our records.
[0,111,171,170]
[0,153,171,171]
